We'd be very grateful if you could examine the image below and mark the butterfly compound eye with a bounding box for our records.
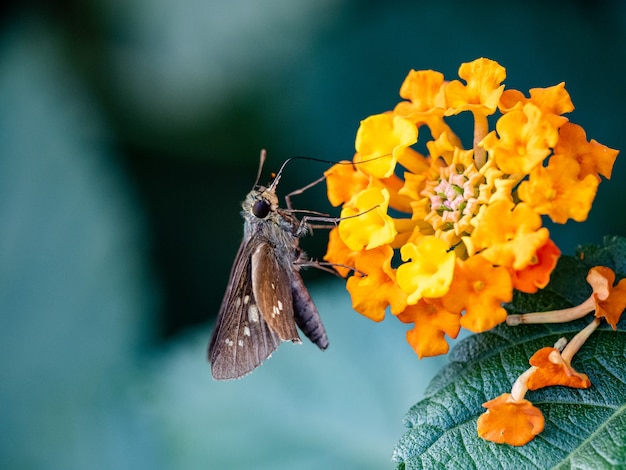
[252,199,271,218]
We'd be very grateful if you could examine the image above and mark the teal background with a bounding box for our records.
[1,1,625,468]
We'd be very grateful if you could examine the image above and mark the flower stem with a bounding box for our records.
[561,317,601,362]
[472,111,489,169]
[506,297,596,326]
[510,366,536,401]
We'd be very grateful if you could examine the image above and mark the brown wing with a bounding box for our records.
[251,242,301,343]
[209,239,281,380]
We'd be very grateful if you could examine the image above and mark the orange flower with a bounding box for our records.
[518,154,599,223]
[469,200,550,271]
[506,266,625,327]
[499,82,574,128]
[442,255,512,332]
[526,346,591,390]
[477,393,545,446]
[346,245,407,321]
[324,161,370,207]
[555,122,619,180]
[478,320,600,446]
[323,227,357,278]
[393,69,457,141]
[395,69,446,117]
[397,298,461,358]
[588,266,626,329]
[509,238,561,293]
[481,102,559,175]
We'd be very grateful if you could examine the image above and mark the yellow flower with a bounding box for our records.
[338,187,397,251]
[325,58,618,358]
[396,236,455,304]
[393,69,457,142]
[445,57,506,116]
[354,113,418,178]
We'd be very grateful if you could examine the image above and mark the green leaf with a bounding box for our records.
[393,237,626,469]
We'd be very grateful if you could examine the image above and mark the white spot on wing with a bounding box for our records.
[272,304,280,317]
[248,304,259,323]
[277,300,283,310]
[243,326,251,336]
[238,339,244,347]
[243,295,250,305]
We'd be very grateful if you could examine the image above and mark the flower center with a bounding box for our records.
[422,163,483,245]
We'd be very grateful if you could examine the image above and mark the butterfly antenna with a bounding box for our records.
[253,149,268,187]
[266,153,390,192]
[267,156,293,192]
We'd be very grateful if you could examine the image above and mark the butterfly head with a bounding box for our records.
[245,184,279,221]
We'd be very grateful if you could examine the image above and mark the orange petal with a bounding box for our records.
[527,347,591,390]
[324,160,369,207]
[481,102,558,175]
[510,238,561,293]
[555,122,619,180]
[517,154,599,224]
[470,200,550,271]
[345,245,407,321]
[323,227,357,278]
[588,266,626,330]
[397,298,461,358]
[442,255,512,332]
[477,393,545,446]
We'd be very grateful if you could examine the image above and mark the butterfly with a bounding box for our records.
[208,153,328,380]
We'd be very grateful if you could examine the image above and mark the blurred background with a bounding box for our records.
[1,0,625,468]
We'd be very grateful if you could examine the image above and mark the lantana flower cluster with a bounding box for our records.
[324,58,618,358]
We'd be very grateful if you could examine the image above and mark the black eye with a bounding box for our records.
[252,199,270,218]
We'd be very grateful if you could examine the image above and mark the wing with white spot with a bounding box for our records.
[209,239,281,380]
[251,242,301,343]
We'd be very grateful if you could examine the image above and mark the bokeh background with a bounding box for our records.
[2,1,625,468]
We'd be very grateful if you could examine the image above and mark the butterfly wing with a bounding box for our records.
[209,239,281,380]
[251,242,301,343]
